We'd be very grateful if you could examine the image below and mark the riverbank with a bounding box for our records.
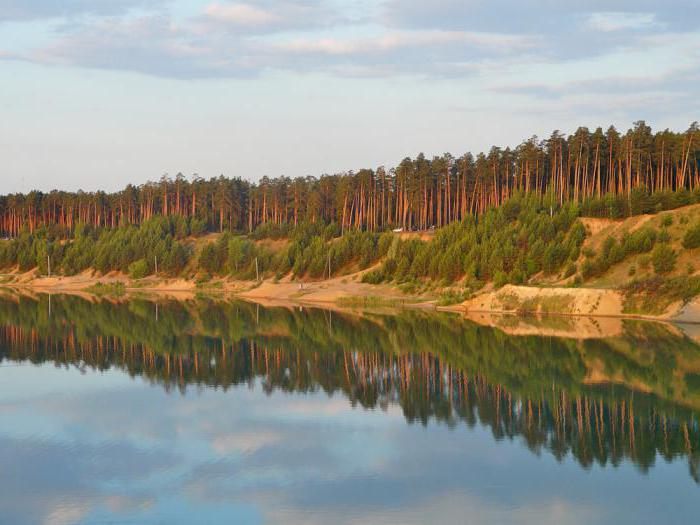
[0,269,424,306]
[2,268,699,324]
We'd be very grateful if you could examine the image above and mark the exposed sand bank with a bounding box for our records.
[460,284,625,317]
[2,269,699,324]
[455,283,700,323]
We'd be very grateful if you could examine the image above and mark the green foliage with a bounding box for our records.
[128,259,149,279]
[682,222,700,249]
[623,276,700,314]
[0,217,191,277]
[563,262,577,279]
[369,194,585,287]
[651,244,677,275]
[189,222,388,281]
[251,222,293,240]
[581,188,700,219]
[86,281,126,297]
[436,288,472,306]
[657,229,671,243]
[581,228,658,280]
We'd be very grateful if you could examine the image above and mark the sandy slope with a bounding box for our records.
[461,284,626,316]
[238,275,409,305]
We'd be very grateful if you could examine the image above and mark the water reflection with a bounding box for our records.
[0,293,699,524]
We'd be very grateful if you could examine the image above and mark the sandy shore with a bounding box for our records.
[2,269,698,324]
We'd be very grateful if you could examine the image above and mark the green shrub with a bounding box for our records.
[493,271,509,288]
[361,269,385,284]
[682,223,700,249]
[651,244,677,275]
[128,259,149,279]
[657,229,671,243]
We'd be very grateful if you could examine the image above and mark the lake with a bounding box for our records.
[0,293,699,524]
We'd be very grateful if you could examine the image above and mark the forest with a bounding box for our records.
[1,121,700,288]
[2,121,699,236]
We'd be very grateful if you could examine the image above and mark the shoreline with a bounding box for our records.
[5,277,700,344]
[2,273,699,325]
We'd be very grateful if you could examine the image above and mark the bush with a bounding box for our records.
[493,271,509,288]
[657,229,671,243]
[361,269,385,284]
[128,259,149,279]
[682,223,700,249]
[651,244,677,275]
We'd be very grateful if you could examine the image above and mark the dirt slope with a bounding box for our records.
[462,284,628,317]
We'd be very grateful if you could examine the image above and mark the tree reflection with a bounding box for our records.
[1,293,699,482]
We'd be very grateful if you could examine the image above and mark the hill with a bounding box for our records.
[0,193,699,320]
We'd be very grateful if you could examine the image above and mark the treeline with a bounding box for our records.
[2,191,700,286]
[0,216,193,277]
[2,121,699,236]
[0,215,391,279]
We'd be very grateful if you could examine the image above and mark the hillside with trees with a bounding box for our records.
[1,121,700,315]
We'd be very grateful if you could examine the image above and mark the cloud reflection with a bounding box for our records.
[0,361,698,524]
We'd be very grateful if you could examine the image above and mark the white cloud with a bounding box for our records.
[43,503,89,525]
[211,431,280,454]
[587,12,658,32]
[205,2,278,26]
[199,0,339,34]
[274,30,536,56]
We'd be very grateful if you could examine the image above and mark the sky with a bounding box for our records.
[1,0,699,194]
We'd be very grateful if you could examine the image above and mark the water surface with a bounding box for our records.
[1,294,699,524]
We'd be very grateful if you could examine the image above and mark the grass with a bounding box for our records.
[517,295,575,315]
[622,276,700,315]
[497,292,521,311]
[128,279,154,288]
[437,289,472,306]
[196,280,224,289]
[86,281,126,297]
[337,295,404,308]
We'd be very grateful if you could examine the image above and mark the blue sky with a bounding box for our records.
[1,0,699,193]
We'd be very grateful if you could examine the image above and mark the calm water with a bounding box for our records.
[1,294,699,524]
